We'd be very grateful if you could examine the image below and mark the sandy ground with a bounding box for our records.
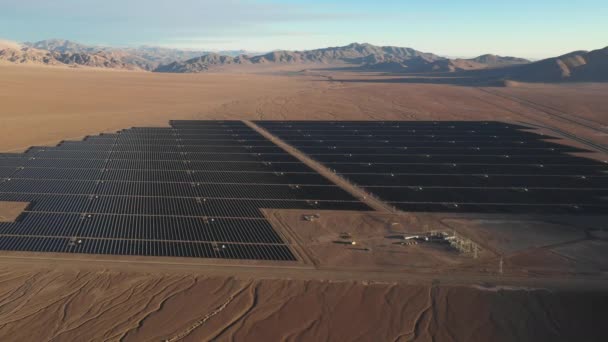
[0,267,606,342]
[1,65,607,152]
[0,201,28,222]
[1,257,605,341]
[1,64,608,341]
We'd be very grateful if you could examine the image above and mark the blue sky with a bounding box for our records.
[0,0,606,58]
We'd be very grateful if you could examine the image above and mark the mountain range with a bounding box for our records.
[1,39,607,83]
[0,39,251,70]
[154,43,450,72]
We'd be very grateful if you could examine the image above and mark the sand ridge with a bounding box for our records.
[0,267,605,342]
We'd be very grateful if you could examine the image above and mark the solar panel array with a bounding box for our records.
[256,121,608,214]
[0,120,370,260]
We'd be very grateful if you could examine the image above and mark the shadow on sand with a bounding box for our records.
[311,64,608,86]
[311,67,517,87]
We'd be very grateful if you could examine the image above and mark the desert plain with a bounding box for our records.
[0,63,607,341]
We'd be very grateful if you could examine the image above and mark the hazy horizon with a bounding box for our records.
[1,0,607,59]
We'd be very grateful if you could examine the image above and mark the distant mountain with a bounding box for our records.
[5,40,531,74]
[0,45,63,65]
[154,53,246,73]
[365,54,530,73]
[265,43,443,64]
[23,39,255,68]
[6,39,607,82]
[53,51,151,70]
[154,43,445,73]
[25,39,94,54]
[1,41,150,70]
[23,40,192,69]
[468,54,530,67]
[154,43,537,74]
[118,46,215,66]
[496,47,608,82]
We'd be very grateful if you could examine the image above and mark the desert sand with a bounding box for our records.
[0,266,606,342]
[2,65,607,152]
[0,201,28,222]
[0,64,607,341]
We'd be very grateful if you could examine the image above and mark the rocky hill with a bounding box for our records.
[53,51,151,70]
[366,54,530,73]
[0,42,150,70]
[498,47,608,82]
[468,54,529,67]
[154,53,246,73]
[0,43,62,65]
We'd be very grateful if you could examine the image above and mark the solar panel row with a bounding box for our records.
[0,236,294,260]
[0,193,366,218]
[15,151,301,162]
[0,179,353,200]
[0,159,315,172]
[0,213,284,243]
[8,168,332,184]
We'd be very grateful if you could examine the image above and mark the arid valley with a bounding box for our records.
[0,61,607,341]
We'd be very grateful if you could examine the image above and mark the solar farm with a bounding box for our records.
[0,120,606,262]
[0,120,370,260]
